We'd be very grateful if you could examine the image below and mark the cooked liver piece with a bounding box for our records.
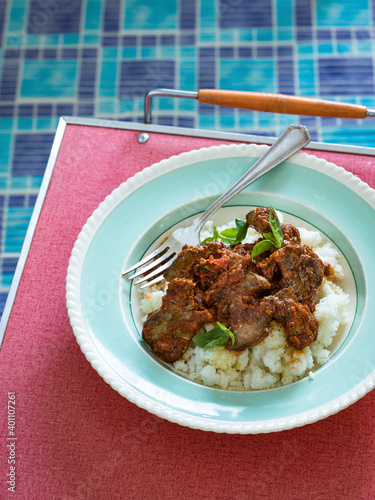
[265,288,319,349]
[246,206,301,246]
[257,244,324,303]
[142,278,213,363]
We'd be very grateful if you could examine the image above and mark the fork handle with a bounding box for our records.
[194,124,311,233]
[198,89,369,118]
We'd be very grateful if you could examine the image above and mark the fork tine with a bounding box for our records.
[139,275,165,289]
[128,250,173,280]
[122,246,167,275]
[133,254,176,285]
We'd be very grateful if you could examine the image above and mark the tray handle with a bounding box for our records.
[144,88,375,124]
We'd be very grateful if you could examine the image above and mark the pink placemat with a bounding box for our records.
[1,123,375,500]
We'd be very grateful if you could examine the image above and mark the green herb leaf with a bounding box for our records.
[220,228,236,238]
[219,227,237,244]
[232,219,248,245]
[200,226,221,244]
[217,322,236,345]
[262,231,278,247]
[269,206,283,247]
[192,322,235,348]
[192,328,227,348]
[216,232,235,245]
[200,236,212,245]
[200,219,247,246]
[251,239,274,259]
[251,207,284,260]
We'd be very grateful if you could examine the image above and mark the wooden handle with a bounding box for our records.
[198,89,367,119]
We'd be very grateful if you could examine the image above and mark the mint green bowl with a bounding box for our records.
[66,144,375,434]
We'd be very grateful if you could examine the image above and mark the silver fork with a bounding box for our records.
[122,124,311,287]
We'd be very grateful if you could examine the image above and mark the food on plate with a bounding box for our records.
[139,206,349,390]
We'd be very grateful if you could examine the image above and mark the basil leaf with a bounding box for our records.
[251,239,274,259]
[192,327,228,348]
[200,236,213,245]
[251,207,284,259]
[213,226,220,240]
[220,228,237,238]
[269,206,283,247]
[200,226,221,244]
[193,322,235,348]
[217,233,236,245]
[217,322,236,345]
[201,219,247,246]
[232,219,248,245]
[262,231,278,247]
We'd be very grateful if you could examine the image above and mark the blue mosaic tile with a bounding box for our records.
[317,30,332,41]
[36,105,51,118]
[85,0,102,30]
[276,0,293,27]
[220,59,275,92]
[103,0,120,32]
[122,36,137,47]
[278,46,293,57]
[24,48,39,59]
[0,59,19,100]
[257,29,274,42]
[0,118,13,130]
[296,0,313,27]
[0,292,8,315]
[124,0,178,30]
[0,1,7,45]
[220,47,234,58]
[61,47,78,59]
[319,57,375,95]
[180,0,196,30]
[99,61,117,97]
[18,104,33,117]
[219,0,273,28]
[27,0,83,34]
[356,29,371,40]
[257,47,273,58]
[337,29,352,40]
[317,1,371,27]
[102,35,118,47]
[180,33,195,45]
[200,0,215,29]
[77,102,95,116]
[297,27,313,42]
[43,48,57,59]
[1,258,19,288]
[20,61,78,98]
[56,103,74,116]
[277,60,295,94]
[120,60,175,99]
[78,60,97,99]
[0,133,11,168]
[12,133,55,176]
[0,105,13,118]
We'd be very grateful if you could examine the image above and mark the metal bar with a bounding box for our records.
[144,88,198,124]
[65,116,375,156]
[144,88,375,122]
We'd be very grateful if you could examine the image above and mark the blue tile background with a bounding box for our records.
[1,0,375,317]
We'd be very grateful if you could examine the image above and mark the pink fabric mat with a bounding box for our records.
[1,123,375,500]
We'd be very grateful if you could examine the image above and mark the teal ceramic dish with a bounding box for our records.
[66,144,375,434]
